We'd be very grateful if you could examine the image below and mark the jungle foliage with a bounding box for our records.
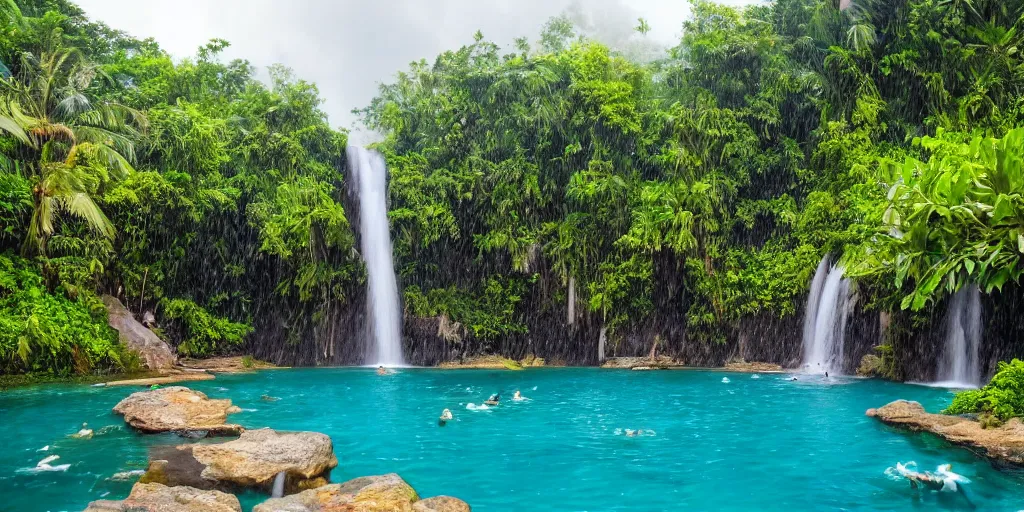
[3,0,1024,374]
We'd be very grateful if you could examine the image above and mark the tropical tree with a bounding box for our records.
[0,41,144,254]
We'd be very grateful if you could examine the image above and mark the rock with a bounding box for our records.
[142,428,337,494]
[253,474,469,512]
[867,400,1024,467]
[104,372,215,387]
[414,496,472,512]
[113,386,243,435]
[179,356,278,373]
[102,295,176,370]
[601,356,684,369]
[84,482,241,512]
[722,361,783,373]
[437,355,522,370]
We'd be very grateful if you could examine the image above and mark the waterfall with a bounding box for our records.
[272,471,286,498]
[567,276,576,326]
[802,257,852,374]
[936,285,982,387]
[347,146,404,367]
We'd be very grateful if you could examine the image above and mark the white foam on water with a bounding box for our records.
[751,374,760,379]
[532,386,538,391]
[18,455,70,473]
[109,470,145,481]
[721,377,730,383]
[37,445,48,452]
[466,403,491,411]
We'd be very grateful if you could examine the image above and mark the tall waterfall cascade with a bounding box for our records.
[347,146,404,367]
[936,285,983,387]
[801,257,852,374]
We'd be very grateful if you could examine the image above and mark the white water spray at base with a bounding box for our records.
[347,146,404,367]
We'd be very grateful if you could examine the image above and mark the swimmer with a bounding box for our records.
[790,376,798,381]
[376,366,387,376]
[825,372,829,378]
[484,393,500,406]
[438,408,453,426]
[626,429,646,437]
[260,394,280,402]
[70,422,93,439]
[513,390,526,401]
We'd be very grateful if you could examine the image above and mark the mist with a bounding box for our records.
[74,0,757,130]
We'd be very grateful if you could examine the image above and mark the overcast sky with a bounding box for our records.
[75,0,757,132]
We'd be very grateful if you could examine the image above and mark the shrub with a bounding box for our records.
[160,298,252,357]
[0,253,124,375]
[945,359,1024,422]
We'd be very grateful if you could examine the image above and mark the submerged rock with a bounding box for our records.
[142,428,337,494]
[867,400,1024,467]
[84,482,241,512]
[113,386,243,436]
[102,295,176,370]
[253,473,469,512]
[601,356,684,369]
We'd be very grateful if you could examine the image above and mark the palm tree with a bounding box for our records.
[0,41,146,255]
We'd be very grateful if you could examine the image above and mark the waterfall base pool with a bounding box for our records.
[2,368,1021,511]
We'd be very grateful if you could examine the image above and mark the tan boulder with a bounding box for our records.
[83,482,241,512]
[414,496,472,512]
[867,400,1024,467]
[142,428,337,494]
[102,295,176,370]
[113,386,243,436]
[253,473,470,512]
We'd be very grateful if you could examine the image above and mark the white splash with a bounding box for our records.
[937,285,983,388]
[466,403,491,411]
[18,455,70,473]
[721,377,730,383]
[802,257,852,375]
[347,146,404,367]
[109,469,145,481]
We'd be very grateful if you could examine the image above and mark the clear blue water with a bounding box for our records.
[1,368,1022,511]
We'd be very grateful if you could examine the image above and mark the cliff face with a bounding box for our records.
[246,281,1024,386]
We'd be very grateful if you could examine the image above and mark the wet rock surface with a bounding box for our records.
[253,473,469,512]
[83,482,241,512]
[102,295,176,370]
[113,386,243,435]
[867,400,1024,467]
[600,356,684,369]
[142,428,337,493]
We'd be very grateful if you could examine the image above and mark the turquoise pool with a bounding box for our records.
[1,368,1021,511]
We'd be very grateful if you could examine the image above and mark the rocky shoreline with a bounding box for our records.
[867,400,1024,468]
[87,385,471,511]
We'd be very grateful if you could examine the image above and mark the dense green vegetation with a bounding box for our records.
[2,0,1024,376]
[947,359,1024,422]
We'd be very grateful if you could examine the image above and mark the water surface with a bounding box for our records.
[1,368,1021,511]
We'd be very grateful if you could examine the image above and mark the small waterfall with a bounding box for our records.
[347,146,404,367]
[802,257,852,374]
[271,471,286,498]
[567,276,576,326]
[937,285,982,387]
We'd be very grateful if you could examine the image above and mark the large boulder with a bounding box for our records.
[142,428,337,494]
[83,482,241,512]
[253,474,470,512]
[102,295,176,370]
[113,386,243,436]
[867,400,1024,467]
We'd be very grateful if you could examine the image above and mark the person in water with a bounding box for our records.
[484,393,500,406]
[70,422,93,439]
[513,390,526,401]
[438,408,453,426]
[376,366,387,376]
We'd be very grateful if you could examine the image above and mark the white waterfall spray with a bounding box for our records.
[936,284,982,387]
[347,146,404,367]
[802,257,852,374]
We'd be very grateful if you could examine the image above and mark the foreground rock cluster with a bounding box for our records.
[92,386,470,511]
[867,400,1024,467]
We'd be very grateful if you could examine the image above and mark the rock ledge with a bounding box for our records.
[866,399,1024,467]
